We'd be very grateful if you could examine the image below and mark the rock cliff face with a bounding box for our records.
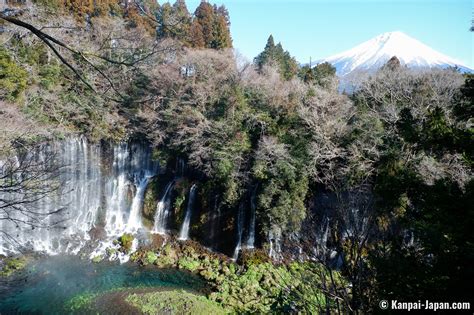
[0,137,267,259]
[0,135,342,262]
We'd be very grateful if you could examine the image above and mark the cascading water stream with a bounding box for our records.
[246,185,258,249]
[152,181,175,235]
[126,174,152,233]
[176,158,186,177]
[232,203,245,260]
[178,184,197,241]
[152,159,187,235]
[103,143,129,237]
[209,197,220,247]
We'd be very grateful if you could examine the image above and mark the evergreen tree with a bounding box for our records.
[382,56,401,71]
[193,1,232,49]
[194,1,215,48]
[156,3,174,38]
[172,0,192,41]
[254,35,298,80]
[212,14,232,49]
[254,35,276,70]
[156,0,191,42]
[299,65,314,83]
[189,19,205,48]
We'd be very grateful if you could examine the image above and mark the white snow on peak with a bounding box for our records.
[319,31,471,76]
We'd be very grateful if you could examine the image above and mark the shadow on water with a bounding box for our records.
[0,256,206,315]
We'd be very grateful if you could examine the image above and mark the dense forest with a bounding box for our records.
[0,0,472,313]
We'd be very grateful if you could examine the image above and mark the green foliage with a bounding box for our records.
[174,194,186,213]
[253,137,309,234]
[178,256,201,272]
[126,290,228,315]
[157,1,191,42]
[131,242,339,313]
[254,35,299,80]
[349,65,474,310]
[299,62,336,86]
[209,261,339,313]
[155,0,232,49]
[0,48,28,101]
[145,251,158,265]
[38,63,62,90]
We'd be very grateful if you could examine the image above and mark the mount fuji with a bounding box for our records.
[317,31,472,77]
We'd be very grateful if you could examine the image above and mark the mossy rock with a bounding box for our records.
[142,177,160,225]
[125,290,229,315]
[65,292,98,313]
[0,256,28,277]
[118,233,134,253]
[155,254,177,268]
[91,255,104,263]
[240,248,270,266]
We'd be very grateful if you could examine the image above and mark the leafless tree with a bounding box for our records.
[0,101,65,251]
[0,143,66,252]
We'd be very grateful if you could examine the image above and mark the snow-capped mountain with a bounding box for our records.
[318,31,472,77]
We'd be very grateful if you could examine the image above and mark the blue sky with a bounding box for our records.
[185,0,473,68]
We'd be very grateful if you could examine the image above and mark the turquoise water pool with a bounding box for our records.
[0,256,205,314]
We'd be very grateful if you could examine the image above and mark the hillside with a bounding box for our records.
[0,1,473,314]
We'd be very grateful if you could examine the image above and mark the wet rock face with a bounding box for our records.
[142,177,160,226]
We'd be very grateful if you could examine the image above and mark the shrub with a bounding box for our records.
[39,63,62,89]
[0,48,28,101]
[145,251,158,265]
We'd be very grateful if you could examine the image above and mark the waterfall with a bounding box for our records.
[232,203,245,260]
[126,175,151,233]
[178,184,197,241]
[246,185,257,249]
[152,159,187,235]
[151,181,175,235]
[103,143,158,238]
[176,158,186,177]
[0,138,102,255]
[209,197,220,247]
[103,143,129,237]
[0,137,159,256]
